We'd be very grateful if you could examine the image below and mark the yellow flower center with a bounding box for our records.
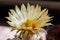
[24,19,37,29]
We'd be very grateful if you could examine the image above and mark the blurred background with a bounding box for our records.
[0,0,60,40]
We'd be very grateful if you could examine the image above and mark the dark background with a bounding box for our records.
[0,0,60,26]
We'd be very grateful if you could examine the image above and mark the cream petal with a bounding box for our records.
[21,4,27,20]
[15,5,24,20]
[27,3,31,19]
[10,9,21,20]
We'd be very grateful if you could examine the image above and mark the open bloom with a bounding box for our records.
[6,3,52,34]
